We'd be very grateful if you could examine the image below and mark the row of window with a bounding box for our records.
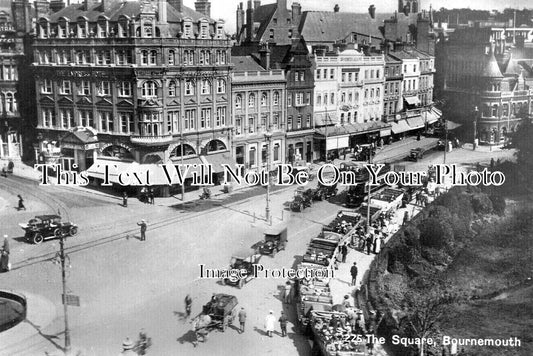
[42,78,227,98]
[235,92,282,109]
[316,68,382,82]
[37,48,228,66]
[235,144,282,168]
[0,65,16,81]
[316,88,382,107]
[41,107,227,133]
[483,101,531,117]
[403,79,418,92]
[38,19,225,41]
[339,111,358,124]
[234,114,283,135]
[383,101,399,116]
[384,82,400,96]
[384,66,401,78]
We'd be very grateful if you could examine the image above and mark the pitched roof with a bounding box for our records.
[232,55,264,71]
[48,0,213,23]
[481,52,503,78]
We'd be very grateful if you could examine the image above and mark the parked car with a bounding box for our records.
[257,224,288,256]
[409,148,425,161]
[290,188,314,212]
[222,252,261,288]
[19,215,78,244]
[313,182,338,201]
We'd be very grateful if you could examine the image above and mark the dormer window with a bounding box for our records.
[77,19,87,38]
[216,24,224,38]
[183,19,193,38]
[39,19,49,38]
[199,20,209,39]
[58,18,68,38]
[98,18,108,38]
[143,22,153,38]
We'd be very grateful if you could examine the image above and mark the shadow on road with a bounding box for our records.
[24,318,64,353]
[176,330,196,345]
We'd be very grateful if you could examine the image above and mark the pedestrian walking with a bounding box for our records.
[350,262,358,286]
[185,294,192,318]
[278,311,288,337]
[264,311,276,337]
[238,307,247,333]
[122,192,128,208]
[341,243,348,263]
[149,189,155,205]
[137,219,147,241]
[284,281,292,304]
[0,235,9,272]
[17,195,26,211]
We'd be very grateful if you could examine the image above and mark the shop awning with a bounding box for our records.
[407,116,425,129]
[314,112,338,126]
[426,108,442,124]
[391,120,411,134]
[445,121,463,130]
[380,128,392,137]
[201,151,238,173]
[404,95,420,106]
[86,159,138,183]
[166,157,204,180]
[326,136,350,150]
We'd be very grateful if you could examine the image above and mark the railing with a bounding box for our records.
[130,134,173,145]
[232,70,284,78]
[315,55,384,64]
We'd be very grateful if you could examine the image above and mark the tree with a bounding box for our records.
[402,281,465,356]
[511,119,533,194]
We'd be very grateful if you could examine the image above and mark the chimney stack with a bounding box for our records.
[334,4,340,13]
[236,2,245,41]
[159,0,168,24]
[11,0,32,33]
[259,43,271,70]
[292,2,301,22]
[368,5,376,19]
[246,0,253,41]
[277,0,287,11]
[34,0,50,18]
[168,0,183,13]
[253,0,260,9]
[50,0,66,13]
[195,0,211,18]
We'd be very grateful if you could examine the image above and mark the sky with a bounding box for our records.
[182,0,532,32]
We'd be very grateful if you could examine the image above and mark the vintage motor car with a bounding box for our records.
[313,181,338,201]
[409,147,425,161]
[257,224,288,256]
[19,215,78,244]
[200,293,238,332]
[290,188,314,212]
[222,252,261,288]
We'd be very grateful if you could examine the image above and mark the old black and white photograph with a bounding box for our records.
[0,0,531,355]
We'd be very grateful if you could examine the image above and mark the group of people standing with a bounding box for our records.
[0,236,10,272]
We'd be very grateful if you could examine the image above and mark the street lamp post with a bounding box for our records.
[443,118,448,164]
[265,131,273,225]
[366,141,373,234]
[58,233,71,353]
[473,106,479,150]
[180,128,185,201]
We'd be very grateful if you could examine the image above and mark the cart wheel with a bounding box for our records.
[33,233,44,244]
[54,228,62,237]
[69,226,78,236]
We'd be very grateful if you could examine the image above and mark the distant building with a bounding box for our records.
[32,0,233,195]
[439,27,533,145]
[231,52,286,171]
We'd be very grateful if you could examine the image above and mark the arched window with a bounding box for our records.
[248,93,256,107]
[261,92,268,106]
[97,18,108,38]
[5,93,15,113]
[168,81,177,96]
[273,91,280,106]
[216,79,226,93]
[170,144,196,158]
[149,50,157,65]
[39,19,49,38]
[317,94,322,106]
[376,88,380,97]
[199,20,209,39]
[491,104,498,117]
[141,81,158,98]
[201,79,211,95]
[341,92,346,103]
[58,18,68,38]
[168,50,175,65]
[235,94,242,108]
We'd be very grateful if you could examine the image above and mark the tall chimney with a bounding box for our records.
[158,0,168,24]
[259,43,271,70]
[236,3,244,41]
[277,0,287,11]
[34,0,50,18]
[11,0,32,33]
[195,0,211,18]
[168,0,183,13]
[254,0,260,9]
[292,2,301,23]
[368,5,376,19]
[50,0,66,13]
[246,0,253,41]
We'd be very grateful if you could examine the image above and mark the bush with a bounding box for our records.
[419,217,454,250]
[421,247,452,265]
[450,215,472,241]
[489,194,506,216]
[403,225,421,251]
[387,244,415,274]
[471,193,493,214]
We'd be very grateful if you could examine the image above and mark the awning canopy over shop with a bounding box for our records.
[446,121,463,130]
[407,116,425,129]
[380,129,392,137]
[404,95,420,106]
[86,159,138,183]
[201,151,238,173]
[326,136,350,150]
[391,120,411,134]
[426,108,442,124]
[314,112,339,126]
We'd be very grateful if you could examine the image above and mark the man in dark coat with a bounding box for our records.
[185,294,192,318]
[149,189,155,205]
[137,220,147,241]
[279,311,288,337]
[350,262,358,286]
[238,307,247,333]
[366,235,373,255]
[17,195,26,211]
[341,243,348,263]
[0,236,9,272]
[122,192,128,207]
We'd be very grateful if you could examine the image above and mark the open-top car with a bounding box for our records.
[257,224,288,256]
[222,251,261,288]
[200,294,239,332]
[19,215,78,244]
[313,181,338,201]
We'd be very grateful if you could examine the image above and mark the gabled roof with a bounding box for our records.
[388,50,419,60]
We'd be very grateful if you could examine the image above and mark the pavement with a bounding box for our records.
[0,139,517,356]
